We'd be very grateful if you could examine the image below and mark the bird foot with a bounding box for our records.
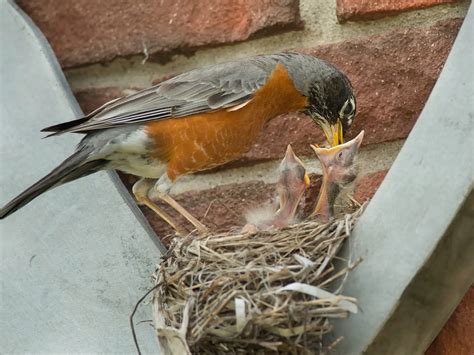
[151,179,209,236]
[133,178,189,236]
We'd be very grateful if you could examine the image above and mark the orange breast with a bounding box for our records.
[145,64,308,180]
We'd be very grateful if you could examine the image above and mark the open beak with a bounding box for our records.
[281,144,310,187]
[319,119,344,147]
[283,144,298,164]
[310,143,331,169]
[310,130,364,165]
[282,145,307,170]
[304,173,310,187]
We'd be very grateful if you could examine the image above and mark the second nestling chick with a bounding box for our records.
[311,130,365,221]
[243,144,310,232]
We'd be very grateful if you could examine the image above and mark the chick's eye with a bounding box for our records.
[295,166,306,180]
[337,151,344,160]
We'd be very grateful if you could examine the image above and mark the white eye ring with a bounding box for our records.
[346,116,353,126]
[340,97,355,118]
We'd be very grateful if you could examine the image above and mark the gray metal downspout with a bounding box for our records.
[333,5,474,354]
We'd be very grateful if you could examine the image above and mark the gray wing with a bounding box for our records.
[62,56,282,133]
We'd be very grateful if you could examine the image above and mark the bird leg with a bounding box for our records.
[132,178,188,236]
[157,193,209,235]
[151,175,209,235]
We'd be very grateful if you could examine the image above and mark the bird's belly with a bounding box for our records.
[147,112,266,180]
[100,127,166,178]
[108,153,166,178]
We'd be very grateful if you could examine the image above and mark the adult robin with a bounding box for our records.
[0,52,356,233]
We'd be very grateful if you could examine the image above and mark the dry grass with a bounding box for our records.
[152,206,364,354]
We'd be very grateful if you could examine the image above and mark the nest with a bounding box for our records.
[152,206,364,354]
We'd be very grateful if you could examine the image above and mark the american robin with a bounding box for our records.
[0,52,356,233]
[243,144,310,232]
[310,130,364,220]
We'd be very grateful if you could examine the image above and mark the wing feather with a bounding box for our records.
[49,55,286,134]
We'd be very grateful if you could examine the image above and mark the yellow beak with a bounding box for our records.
[320,119,344,147]
[304,173,311,187]
[310,130,365,163]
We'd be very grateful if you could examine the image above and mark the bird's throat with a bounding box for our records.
[313,176,340,221]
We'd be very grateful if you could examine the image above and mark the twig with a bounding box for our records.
[130,284,161,355]
[202,199,218,221]
[141,40,149,65]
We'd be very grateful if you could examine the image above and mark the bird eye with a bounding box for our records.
[343,100,353,115]
[337,151,344,160]
[296,166,306,180]
[339,97,355,120]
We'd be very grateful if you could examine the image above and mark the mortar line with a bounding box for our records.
[167,140,404,195]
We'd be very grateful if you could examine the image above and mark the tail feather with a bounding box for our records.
[0,150,105,219]
[41,116,89,136]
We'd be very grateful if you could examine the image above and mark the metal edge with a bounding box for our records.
[8,0,167,253]
[108,171,168,254]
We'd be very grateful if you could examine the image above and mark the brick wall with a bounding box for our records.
[18,0,472,353]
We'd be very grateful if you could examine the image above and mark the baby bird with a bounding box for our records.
[311,131,365,221]
[243,145,310,232]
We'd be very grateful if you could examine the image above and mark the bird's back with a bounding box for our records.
[42,53,329,135]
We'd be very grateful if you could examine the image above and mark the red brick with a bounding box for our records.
[336,0,457,23]
[426,286,474,355]
[354,170,388,203]
[18,0,302,68]
[73,18,462,163]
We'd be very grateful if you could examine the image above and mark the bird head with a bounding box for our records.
[272,53,356,146]
[310,130,364,188]
[310,130,364,220]
[276,145,310,218]
[276,144,310,213]
[285,54,356,147]
[306,71,356,147]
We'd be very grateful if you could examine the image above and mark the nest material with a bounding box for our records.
[152,207,364,354]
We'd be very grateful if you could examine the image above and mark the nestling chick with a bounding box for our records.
[243,145,310,232]
[311,131,364,221]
